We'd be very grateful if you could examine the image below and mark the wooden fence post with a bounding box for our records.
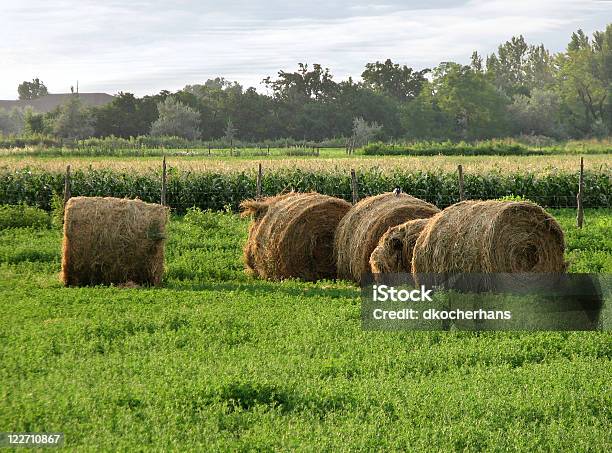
[256,163,263,200]
[350,169,358,204]
[63,165,71,206]
[161,156,167,206]
[457,164,465,201]
[576,156,584,228]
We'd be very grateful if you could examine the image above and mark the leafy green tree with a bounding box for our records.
[93,92,160,138]
[150,97,200,140]
[351,117,382,147]
[263,63,338,101]
[557,26,610,136]
[433,63,509,139]
[0,108,24,135]
[401,82,453,139]
[23,108,46,134]
[18,78,49,100]
[485,36,555,96]
[182,79,242,139]
[361,59,429,101]
[223,118,237,146]
[52,97,95,139]
[507,88,564,137]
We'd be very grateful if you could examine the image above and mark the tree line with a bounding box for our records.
[1,25,610,143]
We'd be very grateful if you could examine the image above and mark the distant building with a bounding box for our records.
[0,93,114,113]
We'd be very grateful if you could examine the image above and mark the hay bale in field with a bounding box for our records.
[240,193,298,276]
[370,218,431,275]
[241,192,351,281]
[334,192,440,282]
[412,200,566,284]
[61,196,168,287]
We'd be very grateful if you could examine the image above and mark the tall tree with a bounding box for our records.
[557,26,611,136]
[223,118,237,145]
[0,108,24,135]
[263,63,338,101]
[93,92,160,138]
[433,63,509,139]
[52,97,95,139]
[361,59,429,101]
[18,78,49,100]
[150,97,200,140]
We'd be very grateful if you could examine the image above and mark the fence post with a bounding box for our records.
[267,145,270,155]
[576,156,584,228]
[161,156,167,206]
[457,164,465,201]
[256,163,263,200]
[208,145,211,156]
[63,165,71,206]
[351,169,359,204]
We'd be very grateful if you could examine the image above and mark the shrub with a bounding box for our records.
[0,204,51,229]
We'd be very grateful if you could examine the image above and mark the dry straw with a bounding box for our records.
[334,192,440,282]
[370,218,431,275]
[240,193,296,276]
[241,192,351,281]
[61,196,169,286]
[412,200,566,284]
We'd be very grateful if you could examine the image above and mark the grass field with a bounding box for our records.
[1,208,610,450]
[1,153,610,175]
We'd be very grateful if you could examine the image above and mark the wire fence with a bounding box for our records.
[1,164,610,212]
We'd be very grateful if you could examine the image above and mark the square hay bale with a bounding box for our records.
[61,197,169,287]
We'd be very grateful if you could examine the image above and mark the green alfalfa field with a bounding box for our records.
[0,207,611,450]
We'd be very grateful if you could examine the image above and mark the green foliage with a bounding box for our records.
[52,97,95,140]
[361,59,429,101]
[150,97,201,140]
[17,77,48,100]
[1,167,610,213]
[0,204,50,229]
[50,193,64,229]
[362,140,531,156]
[432,62,510,139]
[361,139,612,156]
[0,134,349,152]
[23,108,46,135]
[3,27,612,144]
[496,195,532,202]
[0,107,24,135]
[0,209,610,449]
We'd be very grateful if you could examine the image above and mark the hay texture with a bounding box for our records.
[241,192,351,281]
[412,200,566,280]
[335,193,440,282]
[61,197,168,286]
[240,193,296,276]
[370,218,431,275]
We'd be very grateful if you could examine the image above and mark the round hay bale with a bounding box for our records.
[370,218,431,275]
[334,192,440,282]
[240,193,298,276]
[61,196,169,287]
[412,200,566,283]
[241,192,351,281]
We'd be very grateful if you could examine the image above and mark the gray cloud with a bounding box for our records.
[0,0,610,98]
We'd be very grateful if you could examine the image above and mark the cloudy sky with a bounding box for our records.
[0,0,610,99]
